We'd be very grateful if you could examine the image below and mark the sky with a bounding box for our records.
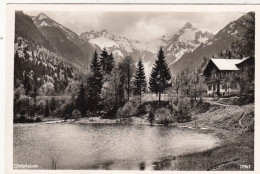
[26,11,244,42]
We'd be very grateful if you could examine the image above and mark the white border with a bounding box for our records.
[2,2,260,174]
[2,0,260,4]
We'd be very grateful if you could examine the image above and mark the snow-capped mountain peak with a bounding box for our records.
[34,13,79,40]
[182,22,194,30]
[146,22,214,63]
[34,13,53,26]
[101,29,108,34]
[37,13,50,20]
[33,13,214,70]
[80,29,147,59]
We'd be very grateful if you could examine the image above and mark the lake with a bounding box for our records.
[13,123,220,170]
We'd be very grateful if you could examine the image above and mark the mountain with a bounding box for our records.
[33,13,95,65]
[79,24,213,77]
[146,22,214,63]
[80,29,155,77]
[14,11,84,97]
[80,29,153,61]
[170,14,251,76]
[15,11,53,51]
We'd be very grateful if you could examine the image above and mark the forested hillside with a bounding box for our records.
[14,38,82,96]
[15,11,53,51]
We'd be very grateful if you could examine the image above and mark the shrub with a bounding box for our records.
[60,101,74,118]
[72,109,82,120]
[49,98,57,112]
[122,102,136,117]
[19,115,26,123]
[136,101,172,116]
[117,99,140,118]
[175,97,192,123]
[44,104,50,117]
[194,100,211,114]
[36,99,47,115]
[62,114,71,120]
[52,108,62,118]
[116,107,124,118]
[35,117,42,122]
[103,106,118,119]
[146,105,155,126]
[14,97,30,116]
[155,107,173,126]
[85,110,98,117]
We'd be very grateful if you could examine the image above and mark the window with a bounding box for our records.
[222,72,226,78]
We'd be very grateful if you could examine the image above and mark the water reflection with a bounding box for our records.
[14,123,219,170]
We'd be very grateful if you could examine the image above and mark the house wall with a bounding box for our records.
[203,57,255,97]
[206,81,240,97]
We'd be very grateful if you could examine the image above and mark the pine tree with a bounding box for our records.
[149,48,171,102]
[106,52,115,74]
[133,60,147,104]
[75,82,87,115]
[87,51,103,112]
[91,51,103,81]
[100,48,109,74]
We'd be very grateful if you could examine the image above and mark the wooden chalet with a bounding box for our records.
[203,56,254,97]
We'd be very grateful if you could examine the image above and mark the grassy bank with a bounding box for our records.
[155,103,254,171]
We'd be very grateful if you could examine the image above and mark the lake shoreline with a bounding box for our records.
[13,104,254,171]
[153,104,254,171]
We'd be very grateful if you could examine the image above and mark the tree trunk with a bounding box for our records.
[176,91,179,103]
[140,91,142,105]
[159,92,161,103]
[127,67,130,101]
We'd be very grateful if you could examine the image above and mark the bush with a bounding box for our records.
[117,99,140,118]
[136,101,172,116]
[14,97,30,116]
[52,108,62,118]
[194,100,211,114]
[175,97,192,123]
[19,115,26,123]
[35,117,42,122]
[85,110,98,117]
[60,101,74,118]
[116,107,124,118]
[146,105,155,125]
[36,99,47,115]
[155,107,173,126]
[103,106,118,119]
[64,114,71,120]
[72,110,82,120]
[123,102,136,117]
[49,98,57,112]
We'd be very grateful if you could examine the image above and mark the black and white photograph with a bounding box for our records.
[4,3,258,172]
